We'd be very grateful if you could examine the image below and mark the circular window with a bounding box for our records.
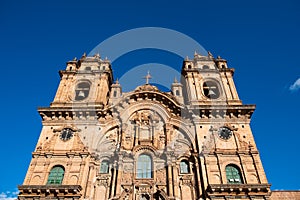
[203,81,220,99]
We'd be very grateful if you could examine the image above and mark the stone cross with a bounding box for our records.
[143,71,152,84]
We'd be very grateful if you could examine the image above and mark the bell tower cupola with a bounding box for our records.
[181,51,242,106]
[109,79,122,105]
[171,77,184,104]
[51,53,113,107]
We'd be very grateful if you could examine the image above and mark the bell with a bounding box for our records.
[208,89,216,97]
[78,90,85,98]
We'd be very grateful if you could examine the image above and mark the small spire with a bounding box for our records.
[105,56,108,60]
[81,52,87,59]
[94,53,100,58]
[143,71,152,85]
[185,56,189,61]
[217,55,221,59]
[174,77,178,83]
[194,50,198,56]
[73,57,77,61]
[115,78,119,84]
[208,51,213,58]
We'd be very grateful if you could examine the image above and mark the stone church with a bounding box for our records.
[18,52,298,200]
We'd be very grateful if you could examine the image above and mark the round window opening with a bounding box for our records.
[203,81,220,99]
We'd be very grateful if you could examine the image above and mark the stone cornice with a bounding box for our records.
[38,90,190,122]
[114,88,185,110]
[190,104,255,120]
[18,185,82,198]
[38,104,255,123]
[207,184,271,196]
[32,151,89,158]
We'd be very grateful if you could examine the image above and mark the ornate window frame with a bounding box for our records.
[46,165,65,185]
[225,164,243,184]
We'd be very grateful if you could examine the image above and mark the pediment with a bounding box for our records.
[104,88,188,120]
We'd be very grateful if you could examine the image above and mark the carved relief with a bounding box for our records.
[96,127,118,158]
[121,173,133,184]
[235,132,251,150]
[155,168,166,185]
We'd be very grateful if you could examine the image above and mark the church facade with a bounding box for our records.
[18,52,274,200]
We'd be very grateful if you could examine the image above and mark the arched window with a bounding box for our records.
[136,154,152,178]
[203,81,220,99]
[202,65,210,70]
[226,164,243,184]
[180,160,190,174]
[100,160,109,173]
[113,90,117,97]
[75,82,90,101]
[47,165,64,185]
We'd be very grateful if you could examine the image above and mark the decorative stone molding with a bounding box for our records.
[207,184,271,197]
[18,185,82,199]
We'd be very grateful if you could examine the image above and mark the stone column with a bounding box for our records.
[84,164,94,199]
[199,156,208,190]
[168,164,174,197]
[110,162,117,198]
[78,159,86,185]
[134,124,138,146]
[187,73,197,101]
[194,156,202,198]
[172,162,179,199]
[115,159,124,196]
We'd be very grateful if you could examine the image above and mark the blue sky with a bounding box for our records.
[0,0,300,198]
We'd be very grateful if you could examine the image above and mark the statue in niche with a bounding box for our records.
[132,110,153,141]
[140,126,151,140]
[133,111,150,125]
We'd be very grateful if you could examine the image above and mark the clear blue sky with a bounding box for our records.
[0,0,300,198]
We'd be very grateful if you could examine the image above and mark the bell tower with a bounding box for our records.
[181,52,271,199]
[52,53,113,107]
[18,53,113,199]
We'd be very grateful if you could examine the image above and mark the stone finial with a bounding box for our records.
[174,77,178,83]
[115,78,119,84]
[94,53,100,58]
[208,51,213,58]
[73,57,77,61]
[81,52,87,59]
